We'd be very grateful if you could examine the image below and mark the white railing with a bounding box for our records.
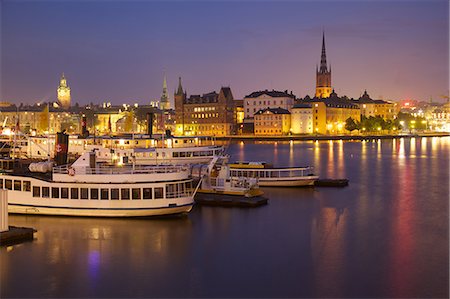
[53,164,189,175]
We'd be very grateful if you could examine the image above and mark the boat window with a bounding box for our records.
[132,188,141,200]
[0,179,3,189]
[91,188,99,200]
[13,180,21,191]
[154,187,164,199]
[121,189,130,200]
[166,184,176,198]
[52,187,59,198]
[173,152,179,158]
[23,181,31,192]
[61,188,69,199]
[32,186,40,197]
[180,152,186,157]
[111,189,119,200]
[71,188,79,199]
[5,179,12,190]
[143,188,152,199]
[259,171,265,178]
[193,151,200,157]
[178,183,185,196]
[81,188,89,200]
[42,187,50,198]
[101,189,109,200]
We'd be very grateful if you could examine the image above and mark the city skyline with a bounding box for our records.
[1,0,449,105]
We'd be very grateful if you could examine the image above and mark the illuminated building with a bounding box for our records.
[174,77,236,136]
[291,103,313,134]
[243,89,296,118]
[57,73,71,109]
[356,90,396,120]
[302,90,360,134]
[254,107,291,136]
[315,33,332,98]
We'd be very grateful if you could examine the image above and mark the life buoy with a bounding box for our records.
[68,167,75,176]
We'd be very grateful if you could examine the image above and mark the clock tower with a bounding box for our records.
[57,73,71,109]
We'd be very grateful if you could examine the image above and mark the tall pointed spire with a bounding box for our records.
[319,32,328,73]
[176,77,184,95]
[160,73,170,110]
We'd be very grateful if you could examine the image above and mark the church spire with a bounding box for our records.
[160,73,170,110]
[176,77,184,95]
[319,32,328,73]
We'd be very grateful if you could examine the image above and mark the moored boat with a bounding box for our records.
[0,151,199,217]
[228,161,319,187]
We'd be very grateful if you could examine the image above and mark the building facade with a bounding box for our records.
[254,107,291,136]
[355,90,396,120]
[291,103,313,134]
[315,33,332,99]
[174,78,236,136]
[243,90,296,119]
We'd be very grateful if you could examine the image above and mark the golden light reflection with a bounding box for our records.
[327,141,335,177]
[410,137,416,155]
[336,139,344,178]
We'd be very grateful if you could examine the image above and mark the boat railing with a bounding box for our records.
[53,164,189,175]
[229,166,315,178]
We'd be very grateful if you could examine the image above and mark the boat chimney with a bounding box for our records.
[81,115,89,137]
[146,112,154,137]
[54,131,69,166]
[89,151,96,168]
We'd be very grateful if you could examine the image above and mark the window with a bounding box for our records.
[5,179,12,190]
[81,188,89,200]
[0,179,3,189]
[132,188,141,200]
[71,188,79,199]
[111,189,119,200]
[42,187,50,198]
[121,189,130,200]
[14,180,21,191]
[23,181,31,192]
[154,187,164,199]
[61,188,69,199]
[101,189,109,200]
[33,186,40,197]
[91,188,99,200]
[166,184,176,198]
[52,187,59,198]
[143,188,152,199]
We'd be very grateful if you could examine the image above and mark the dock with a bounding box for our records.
[314,178,349,187]
[195,194,268,207]
[0,226,36,246]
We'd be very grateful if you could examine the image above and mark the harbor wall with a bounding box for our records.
[0,190,8,232]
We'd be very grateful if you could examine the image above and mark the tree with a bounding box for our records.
[345,117,358,132]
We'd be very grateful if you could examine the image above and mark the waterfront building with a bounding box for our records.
[174,77,236,136]
[254,107,291,136]
[243,89,296,119]
[291,103,313,134]
[301,90,360,134]
[160,75,171,110]
[57,73,71,109]
[355,90,396,120]
[315,33,332,98]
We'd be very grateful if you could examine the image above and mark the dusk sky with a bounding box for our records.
[1,0,449,106]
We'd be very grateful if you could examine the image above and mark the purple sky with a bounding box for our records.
[1,0,449,106]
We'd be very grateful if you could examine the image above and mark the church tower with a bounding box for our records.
[57,73,71,109]
[315,33,332,98]
[160,74,171,110]
[174,77,186,135]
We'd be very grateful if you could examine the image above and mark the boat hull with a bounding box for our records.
[195,193,267,207]
[258,176,319,187]
[8,202,193,217]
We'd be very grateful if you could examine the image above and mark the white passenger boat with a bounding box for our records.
[228,162,319,187]
[0,152,199,217]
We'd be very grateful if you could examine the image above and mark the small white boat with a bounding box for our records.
[1,151,199,217]
[228,162,319,187]
[196,156,264,198]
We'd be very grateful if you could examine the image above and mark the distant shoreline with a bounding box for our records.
[215,132,450,141]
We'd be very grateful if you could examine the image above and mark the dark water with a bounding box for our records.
[1,137,448,298]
